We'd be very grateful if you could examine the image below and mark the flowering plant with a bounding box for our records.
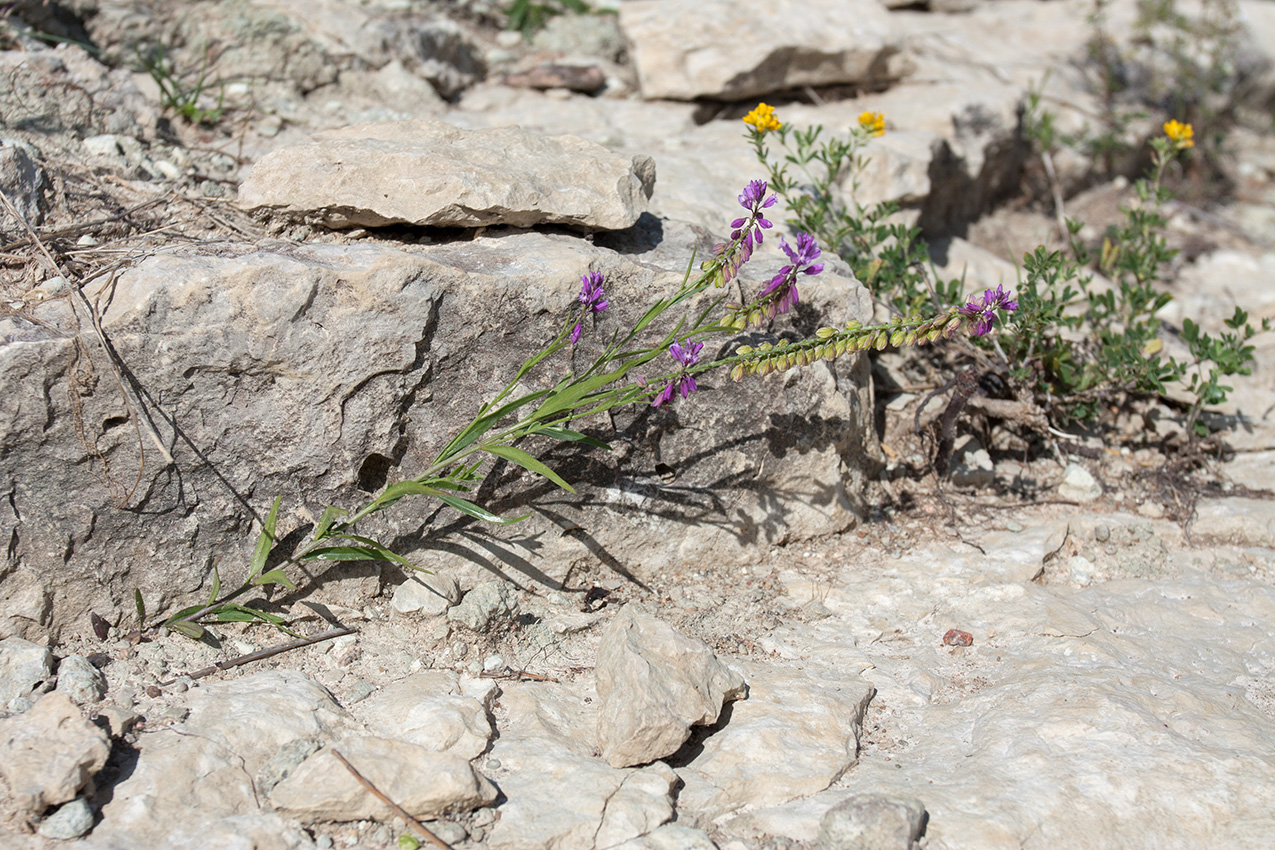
[149,174,1015,638]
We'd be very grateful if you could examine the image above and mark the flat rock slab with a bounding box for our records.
[674,662,874,818]
[596,605,746,768]
[619,0,908,101]
[355,670,493,759]
[486,680,679,850]
[269,736,497,822]
[0,692,110,814]
[237,120,656,230]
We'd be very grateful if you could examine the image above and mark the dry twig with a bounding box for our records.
[330,749,455,850]
[158,625,356,685]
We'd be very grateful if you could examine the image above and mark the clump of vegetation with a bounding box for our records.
[505,0,592,40]
[136,41,226,126]
[742,103,1266,442]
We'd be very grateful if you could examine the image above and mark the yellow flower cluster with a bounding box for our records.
[858,111,886,137]
[1163,119,1195,148]
[743,103,782,133]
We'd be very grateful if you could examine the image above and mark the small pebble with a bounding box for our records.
[429,822,468,845]
[1105,544,1118,556]
[1095,524,1111,542]
[485,758,502,770]
[1006,521,1024,533]
[315,836,334,850]
[482,654,506,673]
[37,797,94,840]
[453,641,469,659]
[942,629,974,647]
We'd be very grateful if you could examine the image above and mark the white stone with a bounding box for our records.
[0,692,110,814]
[619,0,908,101]
[238,120,656,231]
[269,736,497,821]
[596,605,746,768]
[0,637,53,705]
[391,570,460,617]
[356,671,493,759]
[1058,463,1102,502]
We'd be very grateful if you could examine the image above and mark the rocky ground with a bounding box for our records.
[2,1,1275,849]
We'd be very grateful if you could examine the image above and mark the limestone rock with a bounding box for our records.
[2,229,874,642]
[619,0,909,101]
[611,823,720,850]
[0,692,110,814]
[486,680,680,850]
[357,671,493,759]
[37,797,95,841]
[391,570,461,617]
[1058,463,1102,502]
[237,120,656,231]
[55,655,106,705]
[0,143,47,226]
[268,736,497,822]
[0,636,53,706]
[88,671,354,847]
[596,605,746,768]
[674,663,874,816]
[817,795,927,850]
[448,581,519,633]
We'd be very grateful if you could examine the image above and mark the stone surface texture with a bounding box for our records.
[817,794,927,850]
[238,120,656,230]
[0,637,53,705]
[0,692,110,814]
[619,0,909,101]
[596,605,746,768]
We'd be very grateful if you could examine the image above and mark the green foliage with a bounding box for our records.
[136,42,226,126]
[748,120,960,315]
[505,0,591,39]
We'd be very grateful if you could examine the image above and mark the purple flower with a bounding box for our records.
[571,271,609,344]
[717,180,777,283]
[757,233,823,319]
[652,340,704,407]
[959,284,1019,337]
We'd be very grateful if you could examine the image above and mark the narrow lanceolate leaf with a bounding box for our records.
[167,620,205,639]
[207,564,221,607]
[251,568,297,590]
[314,505,347,540]
[249,495,283,581]
[302,544,415,568]
[431,491,528,525]
[538,426,611,450]
[486,444,575,493]
[134,589,146,625]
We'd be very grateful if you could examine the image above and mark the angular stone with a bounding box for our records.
[55,655,106,705]
[817,795,926,850]
[0,692,110,814]
[448,581,519,633]
[610,823,720,850]
[391,570,461,617]
[674,663,874,816]
[619,0,909,101]
[237,120,656,231]
[88,671,355,847]
[268,736,497,822]
[0,143,47,226]
[1058,463,1102,503]
[0,636,53,706]
[357,671,493,759]
[37,797,95,840]
[486,680,680,850]
[596,605,746,768]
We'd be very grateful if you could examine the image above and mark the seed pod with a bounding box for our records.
[874,331,888,351]
[823,346,837,362]
[889,329,906,347]
[758,342,773,352]
[730,363,746,381]
[733,314,748,331]
[737,345,754,356]
[904,331,917,346]
[945,316,963,333]
[845,320,861,331]
[927,328,943,342]
[816,327,836,339]
[835,340,848,357]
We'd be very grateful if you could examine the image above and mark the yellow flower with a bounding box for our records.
[858,111,886,137]
[743,103,782,133]
[1163,119,1194,148]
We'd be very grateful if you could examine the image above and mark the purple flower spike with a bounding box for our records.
[571,271,609,344]
[652,340,705,408]
[756,233,823,321]
[959,284,1018,337]
[718,180,778,284]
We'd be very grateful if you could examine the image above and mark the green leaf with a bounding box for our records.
[249,496,282,581]
[314,505,347,540]
[207,564,221,607]
[251,569,297,590]
[538,426,610,450]
[214,604,287,625]
[303,544,415,567]
[168,620,205,639]
[487,444,575,492]
[432,492,528,525]
[134,589,146,625]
